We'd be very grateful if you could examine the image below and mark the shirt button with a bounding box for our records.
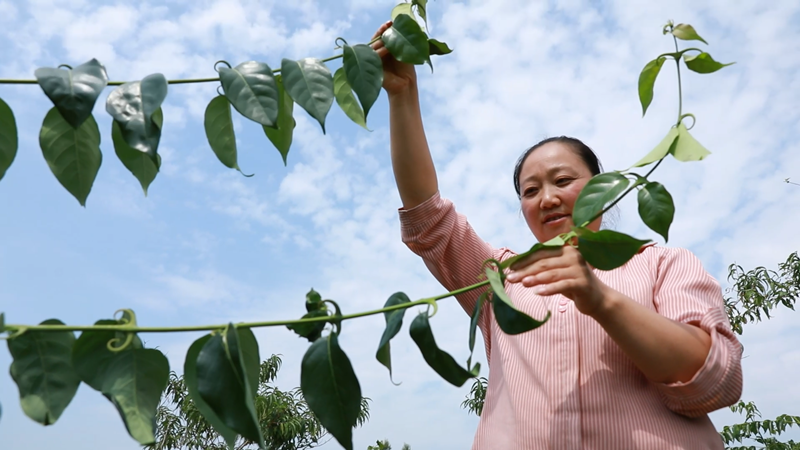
[558,298,569,306]
[558,305,568,313]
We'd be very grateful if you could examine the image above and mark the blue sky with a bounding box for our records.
[1,0,799,449]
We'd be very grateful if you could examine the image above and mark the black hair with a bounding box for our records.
[513,136,602,198]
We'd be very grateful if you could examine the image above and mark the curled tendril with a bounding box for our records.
[1,326,28,340]
[57,64,73,70]
[323,300,343,335]
[422,298,439,319]
[107,332,135,352]
[663,20,674,35]
[214,60,232,72]
[216,85,225,96]
[334,37,348,49]
[114,308,138,326]
[679,113,696,130]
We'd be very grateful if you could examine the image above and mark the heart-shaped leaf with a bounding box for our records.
[391,2,413,20]
[8,319,80,425]
[343,44,383,120]
[638,56,666,117]
[184,334,238,449]
[105,73,168,162]
[428,39,453,55]
[196,325,263,446]
[409,313,479,387]
[637,181,675,242]
[0,97,18,181]
[684,52,734,74]
[301,333,362,450]
[671,122,711,162]
[671,24,708,45]
[219,61,279,127]
[72,321,168,445]
[381,13,430,65]
[631,126,679,168]
[39,107,102,206]
[263,76,295,165]
[334,68,368,129]
[281,58,334,133]
[572,172,631,227]
[485,267,551,334]
[113,108,162,196]
[576,228,650,270]
[375,292,411,382]
[204,95,250,175]
[35,59,109,129]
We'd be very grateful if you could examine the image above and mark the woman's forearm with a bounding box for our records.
[388,83,438,209]
[591,287,712,384]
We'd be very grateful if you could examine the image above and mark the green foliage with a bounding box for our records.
[334,67,369,129]
[670,23,708,44]
[637,181,675,242]
[409,313,479,387]
[638,56,666,116]
[263,76,295,165]
[632,126,678,168]
[0,97,17,181]
[300,333,362,450]
[34,59,108,129]
[461,377,488,417]
[39,107,102,206]
[367,440,411,450]
[218,61,280,127]
[684,52,734,74]
[7,319,80,425]
[376,292,412,382]
[576,228,651,270]
[281,58,334,133]
[485,265,551,334]
[721,401,800,450]
[343,43,383,120]
[572,171,631,227]
[381,14,430,65]
[105,73,168,163]
[204,95,249,175]
[113,108,163,196]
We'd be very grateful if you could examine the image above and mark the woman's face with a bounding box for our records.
[518,142,601,242]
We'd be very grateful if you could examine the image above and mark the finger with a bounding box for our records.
[529,279,576,296]
[371,20,393,40]
[509,247,564,271]
[506,253,571,282]
[518,267,575,288]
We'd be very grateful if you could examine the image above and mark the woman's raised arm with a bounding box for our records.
[372,22,438,209]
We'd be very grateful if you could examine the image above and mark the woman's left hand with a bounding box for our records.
[505,245,610,316]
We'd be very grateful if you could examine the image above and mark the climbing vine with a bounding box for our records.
[0,4,733,450]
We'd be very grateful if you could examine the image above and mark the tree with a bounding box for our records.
[147,354,370,450]
[461,252,800,449]
[366,440,411,450]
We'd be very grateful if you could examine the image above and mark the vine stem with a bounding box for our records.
[0,36,385,86]
[2,279,490,335]
[672,30,683,126]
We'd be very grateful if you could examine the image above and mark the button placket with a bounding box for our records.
[557,297,569,313]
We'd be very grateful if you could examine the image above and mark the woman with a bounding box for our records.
[372,22,742,450]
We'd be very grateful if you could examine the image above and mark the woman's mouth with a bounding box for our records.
[543,214,570,225]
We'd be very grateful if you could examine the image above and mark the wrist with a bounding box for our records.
[589,284,622,321]
[386,80,419,103]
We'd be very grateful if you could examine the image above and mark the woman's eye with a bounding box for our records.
[523,187,538,196]
[556,178,573,186]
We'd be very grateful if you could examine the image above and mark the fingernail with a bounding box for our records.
[532,285,546,295]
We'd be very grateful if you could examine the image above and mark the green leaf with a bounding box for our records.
[572,172,630,227]
[409,313,478,387]
[412,0,428,28]
[631,126,679,168]
[428,38,453,55]
[671,24,708,45]
[105,73,168,162]
[342,44,383,120]
[281,58,334,133]
[381,13,430,65]
[391,2,413,20]
[7,319,80,425]
[333,68,368,129]
[196,325,263,446]
[219,61,279,127]
[263,76,295,165]
[0,97,18,181]
[287,309,329,342]
[34,59,109,129]
[499,235,565,270]
[485,268,551,334]
[637,182,675,242]
[0,312,5,333]
[72,322,168,445]
[301,333,362,450]
[638,56,666,117]
[235,328,260,406]
[39,107,102,206]
[204,95,250,175]
[375,292,411,382]
[576,228,651,270]
[672,122,711,162]
[684,52,734,74]
[305,288,324,312]
[184,335,238,449]
[467,293,485,367]
[113,108,163,196]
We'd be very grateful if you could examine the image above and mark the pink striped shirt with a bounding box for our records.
[399,192,743,450]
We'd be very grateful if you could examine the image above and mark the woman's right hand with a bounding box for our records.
[371,21,418,96]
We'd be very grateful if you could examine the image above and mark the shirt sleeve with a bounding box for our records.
[651,247,744,417]
[399,192,507,360]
